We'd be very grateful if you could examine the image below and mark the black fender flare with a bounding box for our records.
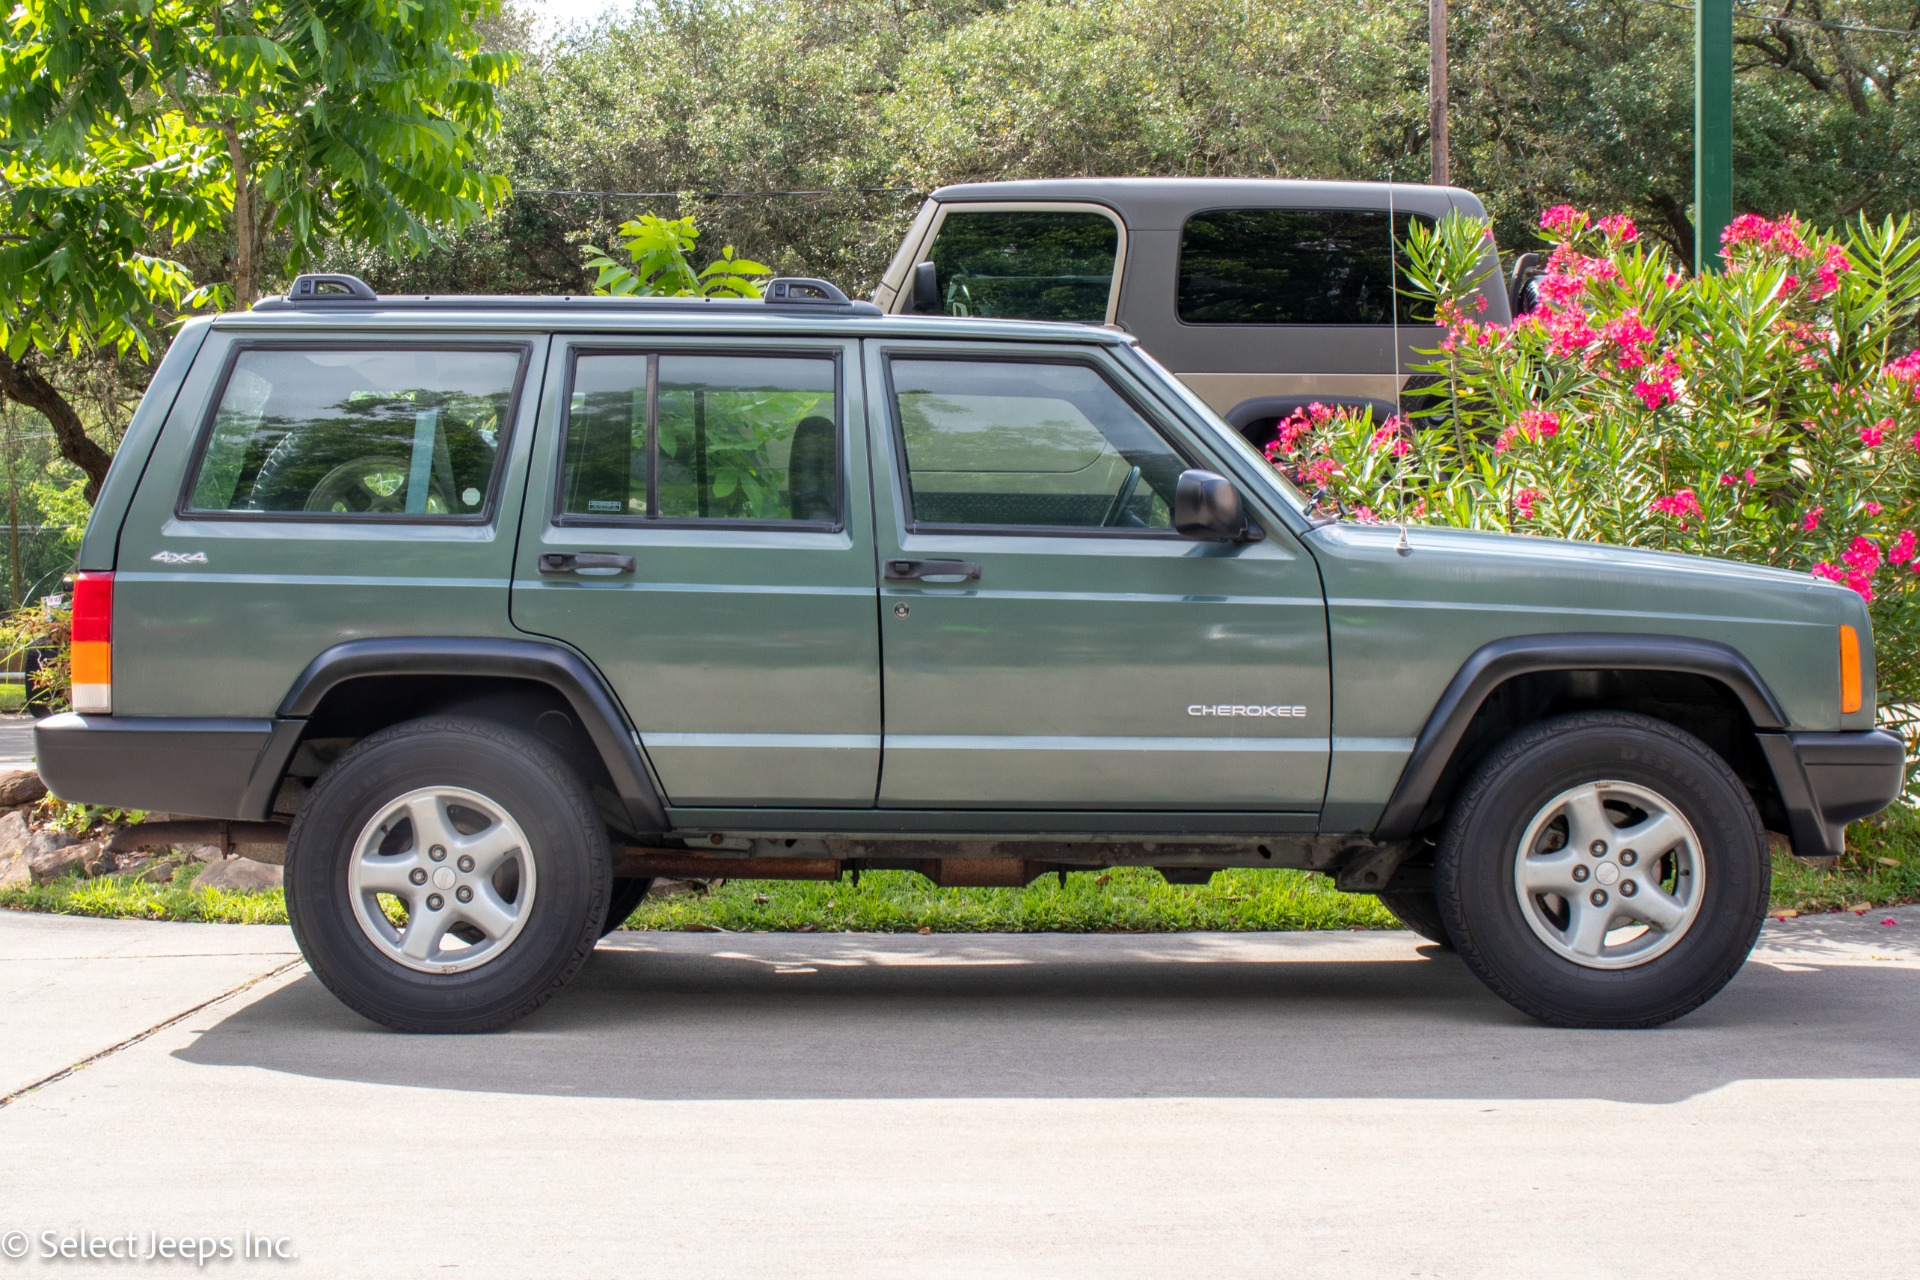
[277,636,669,833]
[1371,633,1790,841]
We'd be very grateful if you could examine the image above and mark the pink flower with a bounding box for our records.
[1843,536,1882,576]
[1802,507,1824,532]
[1369,425,1410,457]
[1513,487,1541,520]
[1596,215,1638,243]
[1889,350,1920,384]
[1810,560,1874,601]
[1495,410,1560,452]
[1633,354,1682,410]
[1722,213,1810,258]
[1809,244,1850,301]
[1664,271,1683,288]
[1649,489,1703,523]
[1865,501,1884,516]
[1861,419,1890,448]
[1603,308,1656,368]
[1890,530,1917,567]
[1539,205,1585,233]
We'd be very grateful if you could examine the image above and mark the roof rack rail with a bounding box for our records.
[286,273,379,302]
[259,271,885,316]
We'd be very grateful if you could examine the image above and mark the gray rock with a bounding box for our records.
[29,839,115,884]
[192,857,282,893]
[0,768,46,808]
[183,844,225,863]
[0,809,30,861]
[139,860,184,885]
[646,877,712,900]
[0,851,27,889]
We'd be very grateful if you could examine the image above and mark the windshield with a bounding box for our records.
[1118,345,1310,515]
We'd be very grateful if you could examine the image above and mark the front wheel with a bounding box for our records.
[1435,711,1768,1028]
[285,716,611,1033]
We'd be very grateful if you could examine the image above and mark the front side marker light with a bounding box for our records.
[1839,624,1862,715]
[70,571,113,715]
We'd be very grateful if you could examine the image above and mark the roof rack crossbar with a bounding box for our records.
[764,277,851,305]
[286,273,379,302]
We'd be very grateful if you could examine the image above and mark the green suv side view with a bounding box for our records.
[36,272,1904,1033]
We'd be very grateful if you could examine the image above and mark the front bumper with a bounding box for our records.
[33,713,302,820]
[1758,728,1907,861]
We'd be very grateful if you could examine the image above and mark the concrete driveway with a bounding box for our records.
[0,910,1916,1278]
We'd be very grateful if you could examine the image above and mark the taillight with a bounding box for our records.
[70,572,113,715]
[1839,624,1862,715]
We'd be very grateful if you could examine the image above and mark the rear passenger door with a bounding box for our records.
[866,342,1330,813]
[112,330,540,721]
[509,337,882,809]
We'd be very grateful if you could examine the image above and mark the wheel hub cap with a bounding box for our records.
[345,786,537,975]
[1512,780,1704,970]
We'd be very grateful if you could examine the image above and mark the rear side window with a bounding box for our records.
[889,358,1185,532]
[925,210,1119,322]
[560,352,839,525]
[186,346,526,518]
[1177,208,1432,325]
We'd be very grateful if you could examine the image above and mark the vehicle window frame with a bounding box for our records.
[882,350,1201,541]
[175,339,533,526]
[915,201,1129,326]
[1173,205,1436,329]
[550,343,846,534]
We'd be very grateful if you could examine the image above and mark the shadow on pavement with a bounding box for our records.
[173,931,1920,1103]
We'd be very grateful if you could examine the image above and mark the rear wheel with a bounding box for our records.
[1435,711,1768,1028]
[285,716,610,1033]
[1375,890,1454,949]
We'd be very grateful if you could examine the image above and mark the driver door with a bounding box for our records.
[867,343,1330,812]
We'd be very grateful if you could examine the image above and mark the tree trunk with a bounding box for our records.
[226,127,256,309]
[0,352,114,502]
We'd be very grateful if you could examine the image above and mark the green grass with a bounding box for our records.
[0,683,26,714]
[5,812,1917,930]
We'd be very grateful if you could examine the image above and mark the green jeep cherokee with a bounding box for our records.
[35,272,1904,1033]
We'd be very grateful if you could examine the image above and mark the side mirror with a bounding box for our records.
[1173,469,1258,542]
[909,261,940,314]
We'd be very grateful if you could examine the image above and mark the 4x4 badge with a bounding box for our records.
[150,550,208,565]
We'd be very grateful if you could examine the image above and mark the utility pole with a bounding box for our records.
[1429,0,1449,186]
[1695,0,1733,271]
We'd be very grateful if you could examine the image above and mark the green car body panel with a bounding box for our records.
[36,289,1898,872]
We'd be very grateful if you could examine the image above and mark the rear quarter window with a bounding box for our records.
[1177,208,1433,326]
[926,209,1119,322]
[185,345,527,520]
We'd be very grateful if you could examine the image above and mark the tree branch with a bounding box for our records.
[0,352,114,502]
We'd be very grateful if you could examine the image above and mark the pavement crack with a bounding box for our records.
[0,958,305,1111]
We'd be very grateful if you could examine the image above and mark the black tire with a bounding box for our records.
[284,716,611,1033]
[1435,711,1768,1028]
[1376,890,1454,949]
[249,419,496,515]
[601,877,653,937]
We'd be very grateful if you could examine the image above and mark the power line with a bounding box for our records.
[1624,0,1920,38]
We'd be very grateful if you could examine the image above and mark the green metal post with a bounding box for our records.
[1695,0,1733,272]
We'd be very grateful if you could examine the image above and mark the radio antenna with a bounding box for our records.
[1389,168,1412,556]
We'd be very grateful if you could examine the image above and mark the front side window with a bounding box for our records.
[187,346,525,517]
[1178,208,1432,325]
[561,352,838,524]
[925,209,1120,322]
[890,358,1186,532]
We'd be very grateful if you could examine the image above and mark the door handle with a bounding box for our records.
[884,559,981,584]
[539,552,636,576]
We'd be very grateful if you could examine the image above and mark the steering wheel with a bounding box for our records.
[1102,465,1142,527]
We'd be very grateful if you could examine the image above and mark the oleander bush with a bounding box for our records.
[1265,207,1920,754]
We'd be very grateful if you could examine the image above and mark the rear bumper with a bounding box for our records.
[1758,728,1906,861]
[33,713,302,820]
